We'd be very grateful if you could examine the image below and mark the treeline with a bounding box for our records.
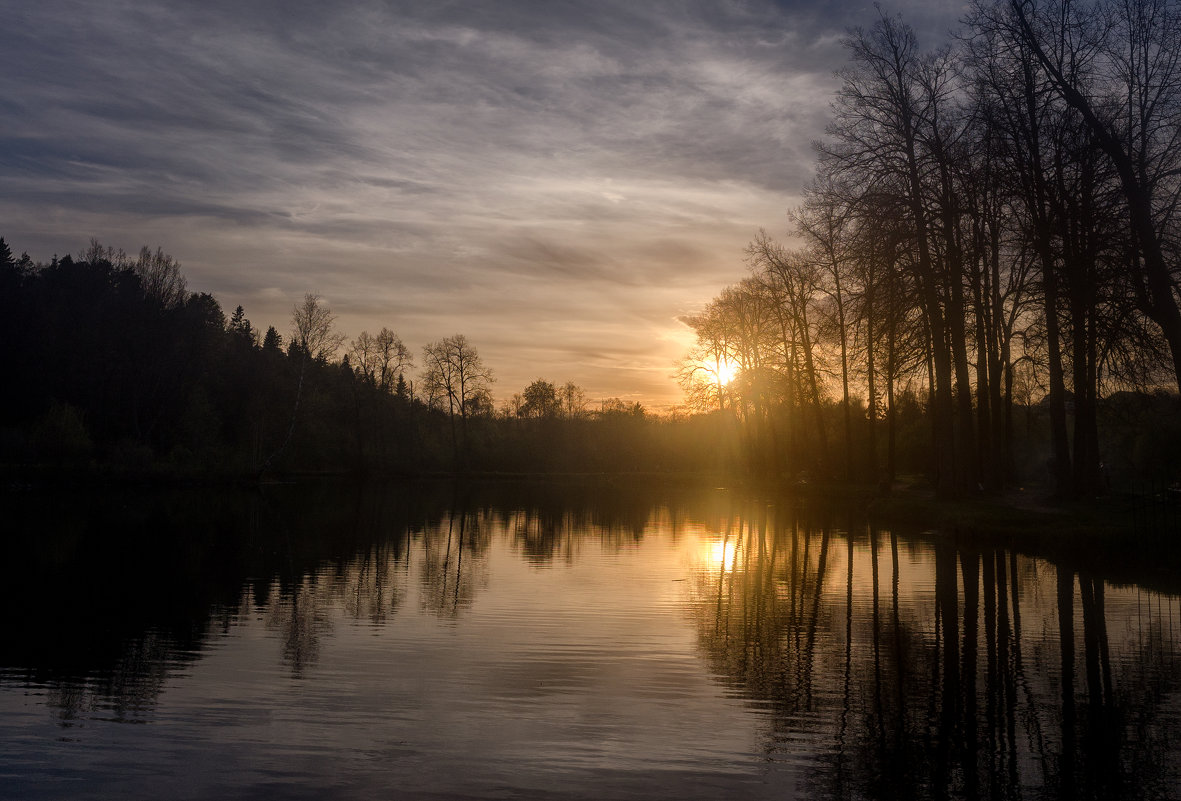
[0,237,735,479]
[680,0,1181,497]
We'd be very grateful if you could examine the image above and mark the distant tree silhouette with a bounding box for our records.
[421,334,494,461]
[291,293,345,362]
[133,246,187,309]
[229,305,256,345]
[520,379,560,418]
[560,381,586,419]
[351,327,412,392]
[262,326,283,352]
[258,294,347,476]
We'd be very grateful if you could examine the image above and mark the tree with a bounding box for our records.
[421,334,494,460]
[819,11,971,496]
[601,398,644,417]
[678,304,738,413]
[291,293,346,362]
[1006,0,1181,393]
[133,246,188,308]
[262,326,283,352]
[374,327,412,392]
[350,330,377,382]
[257,294,346,477]
[349,328,412,391]
[560,381,587,419]
[520,379,560,418]
[501,392,525,419]
[748,232,830,473]
[793,182,858,479]
[229,305,256,345]
[76,238,128,268]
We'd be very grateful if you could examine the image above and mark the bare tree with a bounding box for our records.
[350,327,413,392]
[678,304,739,412]
[1006,0,1181,392]
[794,184,858,479]
[291,293,346,362]
[134,246,188,308]
[819,11,970,496]
[77,238,129,268]
[374,327,412,392]
[421,334,494,460]
[560,381,587,419]
[350,331,378,382]
[748,233,830,472]
[77,239,189,309]
[257,293,345,477]
[501,392,525,419]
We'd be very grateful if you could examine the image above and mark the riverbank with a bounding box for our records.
[857,481,1181,590]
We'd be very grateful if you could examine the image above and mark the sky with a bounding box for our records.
[0,0,965,410]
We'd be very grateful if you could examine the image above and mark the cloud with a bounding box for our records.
[0,0,961,408]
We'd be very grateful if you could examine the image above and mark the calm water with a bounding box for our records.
[2,482,1179,800]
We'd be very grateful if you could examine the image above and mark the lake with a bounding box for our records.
[2,481,1179,800]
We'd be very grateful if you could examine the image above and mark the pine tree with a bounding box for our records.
[262,325,283,352]
[229,305,255,344]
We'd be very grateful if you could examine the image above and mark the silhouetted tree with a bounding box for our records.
[262,326,283,352]
[291,293,345,362]
[229,305,256,345]
[520,379,560,419]
[421,334,494,461]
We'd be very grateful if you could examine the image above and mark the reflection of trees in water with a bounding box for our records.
[7,482,671,720]
[505,505,653,564]
[14,482,1181,797]
[2,488,260,723]
[413,500,661,617]
[690,503,1181,801]
[44,631,180,726]
[417,510,491,618]
[262,576,328,676]
[255,539,414,673]
[690,501,840,727]
[1099,584,1181,796]
[340,542,406,625]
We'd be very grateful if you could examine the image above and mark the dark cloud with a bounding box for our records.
[0,0,959,407]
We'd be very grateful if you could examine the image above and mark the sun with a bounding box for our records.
[714,359,739,385]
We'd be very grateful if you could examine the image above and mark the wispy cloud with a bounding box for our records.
[0,0,962,407]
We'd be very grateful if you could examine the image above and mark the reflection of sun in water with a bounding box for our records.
[708,539,738,572]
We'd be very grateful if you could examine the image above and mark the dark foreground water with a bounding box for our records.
[2,482,1179,800]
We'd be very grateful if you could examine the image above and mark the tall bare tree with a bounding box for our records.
[820,11,967,495]
[291,293,346,362]
[258,294,346,477]
[421,334,494,460]
[1006,0,1181,392]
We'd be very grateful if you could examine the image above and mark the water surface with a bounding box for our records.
[2,482,1179,800]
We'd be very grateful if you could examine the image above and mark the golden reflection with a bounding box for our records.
[707,537,738,572]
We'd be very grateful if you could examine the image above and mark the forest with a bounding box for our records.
[4,0,1181,497]
[677,0,1181,498]
[0,237,732,479]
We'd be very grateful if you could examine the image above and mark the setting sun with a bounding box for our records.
[714,359,739,385]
